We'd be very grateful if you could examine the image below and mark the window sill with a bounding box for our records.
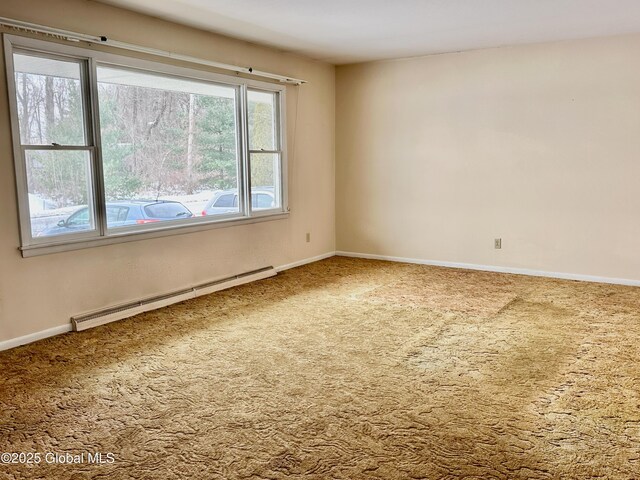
[19,212,289,258]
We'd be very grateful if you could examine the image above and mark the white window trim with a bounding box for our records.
[3,34,289,257]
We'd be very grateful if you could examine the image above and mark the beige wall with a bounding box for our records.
[336,34,640,281]
[0,0,335,342]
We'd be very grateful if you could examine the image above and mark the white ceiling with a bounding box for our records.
[98,0,640,64]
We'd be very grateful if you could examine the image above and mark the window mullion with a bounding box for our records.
[22,145,97,151]
[87,57,108,237]
[276,92,284,210]
[240,84,252,217]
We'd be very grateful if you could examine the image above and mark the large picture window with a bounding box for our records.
[5,35,287,255]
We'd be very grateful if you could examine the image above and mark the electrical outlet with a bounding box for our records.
[494,238,502,249]
[306,232,311,243]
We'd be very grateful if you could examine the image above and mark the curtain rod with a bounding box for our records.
[0,16,307,85]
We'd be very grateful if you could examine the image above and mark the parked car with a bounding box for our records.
[201,187,276,216]
[39,200,193,236]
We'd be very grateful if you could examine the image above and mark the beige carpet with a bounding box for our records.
[1,257,639,479]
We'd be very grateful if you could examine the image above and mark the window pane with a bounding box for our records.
[13,53,86,145]
[96,66,240,226]
[250,153,281,211]
[26,150,95,238]
[248,90,277,151]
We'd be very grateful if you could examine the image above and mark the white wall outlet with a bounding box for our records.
[494,238,502,249]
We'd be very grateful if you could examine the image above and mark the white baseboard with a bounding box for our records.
[0,324,72,352]
[276,251,336,272]
[336,251,640,287]
[4,250,634,352]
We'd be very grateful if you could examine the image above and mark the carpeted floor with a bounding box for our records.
[1,256,639,479]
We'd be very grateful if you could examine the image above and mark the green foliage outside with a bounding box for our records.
[17,70,279,207]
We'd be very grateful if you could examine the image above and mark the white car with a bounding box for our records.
[201,188,276,216]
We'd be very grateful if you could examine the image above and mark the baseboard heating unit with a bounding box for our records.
[71,266,276,331]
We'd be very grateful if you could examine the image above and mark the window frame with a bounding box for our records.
[4,34,289,257]
[247,88,284,216]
